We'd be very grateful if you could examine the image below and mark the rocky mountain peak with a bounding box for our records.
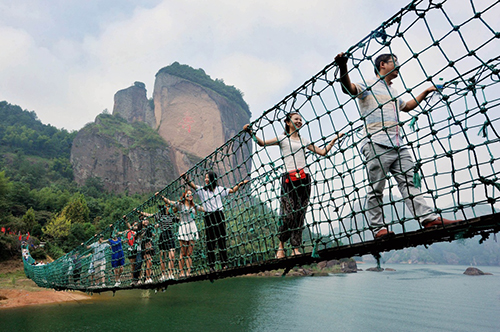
[71,64,252,194]
[113,81,155,128]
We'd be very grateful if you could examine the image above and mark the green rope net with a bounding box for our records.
[23,0,500,292]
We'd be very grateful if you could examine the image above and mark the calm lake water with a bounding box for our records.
[1,264,499,332]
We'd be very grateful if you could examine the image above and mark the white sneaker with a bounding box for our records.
[159,275,166,282]
[145,278,153,284]
[114,281,121,287]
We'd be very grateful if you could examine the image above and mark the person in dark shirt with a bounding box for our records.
[134,211,157,284]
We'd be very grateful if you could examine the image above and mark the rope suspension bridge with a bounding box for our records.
[23,0,500,294]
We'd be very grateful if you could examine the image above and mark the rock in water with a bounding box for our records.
[366,267,384,272]
[463,267,493,275]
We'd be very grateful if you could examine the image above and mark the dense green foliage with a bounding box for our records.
[87,113,168,151]
[0,102,146,261]
[0,101,76,159]
[157,62,251,116]
[0,234,18,260]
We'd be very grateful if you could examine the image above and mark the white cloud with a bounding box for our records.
[0,1,44,21]
[0,26,33,66]
[0,0,423,130]
[212,53,293,112]
[0,26,73,124]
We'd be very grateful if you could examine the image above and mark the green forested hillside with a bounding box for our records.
[0,101,75,159]
[0,102,145,260]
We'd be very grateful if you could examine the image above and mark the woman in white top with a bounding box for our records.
[161,189,204,277]
[183,172,249,271]
[244,112,343,258]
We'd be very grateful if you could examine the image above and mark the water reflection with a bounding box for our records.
[1,265,499,332]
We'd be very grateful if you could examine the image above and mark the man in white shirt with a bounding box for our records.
[335,52,459,238]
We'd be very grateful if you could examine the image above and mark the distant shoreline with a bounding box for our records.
[0,258,91,310]
[0,288,91,309]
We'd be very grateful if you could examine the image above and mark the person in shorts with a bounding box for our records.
[84,234,109,287]
[107,227,125,287]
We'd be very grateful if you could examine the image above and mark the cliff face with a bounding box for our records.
[70,115,178,194]
[113,82,155,128]
[153,73,251,176]
[71,65,252,195]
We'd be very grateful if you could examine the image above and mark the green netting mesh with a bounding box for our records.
[23,0,500,292]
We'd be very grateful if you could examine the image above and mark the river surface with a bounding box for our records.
[1,264,499,332]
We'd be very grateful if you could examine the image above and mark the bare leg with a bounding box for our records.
[160,251,166,277]
[276,242,285,259]
[145,255,152,278]
[179,241,186,277]
[168,250,175,278]
[100,265,105,285]
[185,241,194,276]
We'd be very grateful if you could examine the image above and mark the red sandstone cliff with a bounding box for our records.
[71,66,252,194]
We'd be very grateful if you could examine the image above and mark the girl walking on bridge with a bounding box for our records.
[159,189,204,277]
[137,202,177,281]
[183,172,249,272]
[244,114,343,258]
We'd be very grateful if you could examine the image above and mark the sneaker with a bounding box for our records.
[114,281,121,287]
[145,278,153,284]
[167,274,175,280]
[159,275,166,282]
[101,283,106,287]
[136,280,142,285]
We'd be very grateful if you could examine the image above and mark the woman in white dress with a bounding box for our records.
[160,189,204,277]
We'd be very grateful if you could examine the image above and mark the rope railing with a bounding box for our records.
[23,0,500,292]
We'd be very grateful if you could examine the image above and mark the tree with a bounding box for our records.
[22,207,36,233]
[51,157,73,180]
[81,176,106,199]
[0,171,12,221]
[66,222,96,250]
[43,213,71,239]
[61,194,90,224]
[31,187,71,212]
[0,234,18,260]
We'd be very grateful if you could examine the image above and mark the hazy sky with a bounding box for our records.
[0,0,413,131]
